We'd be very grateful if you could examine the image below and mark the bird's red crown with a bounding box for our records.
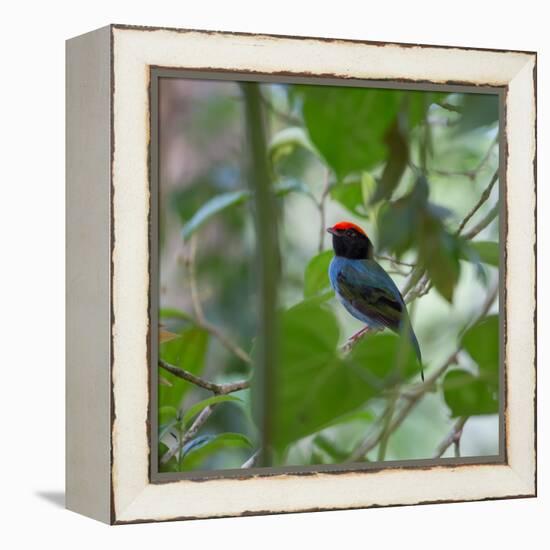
[330,221,367,236]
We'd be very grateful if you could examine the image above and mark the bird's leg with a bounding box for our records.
[349,325,372,342]
[342,325,377,353]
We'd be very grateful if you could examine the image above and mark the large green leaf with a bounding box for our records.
[377,176,428,255]
[300,86,403,179]
[420,215,462,303]
[348,331,421,384]
[371,123,409,203]
[443,316,499,417]
[443,369,498,417]
[303,250,333,298]
[462,315,499,379]
[330,172,376,217]
[158,326,209,410]
[271,301,419,452]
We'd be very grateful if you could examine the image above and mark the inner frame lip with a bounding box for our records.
[147,65,507,484]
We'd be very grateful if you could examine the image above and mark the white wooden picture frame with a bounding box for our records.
[66,24,536,524]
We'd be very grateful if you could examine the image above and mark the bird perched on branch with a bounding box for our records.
[327,221,423,380]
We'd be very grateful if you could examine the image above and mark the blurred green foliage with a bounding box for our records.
[157,80,500,472]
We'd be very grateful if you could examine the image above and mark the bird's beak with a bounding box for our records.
[327,227,337,236]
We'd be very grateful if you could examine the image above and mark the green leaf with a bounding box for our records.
[159,405,178,425]
[348,331,421,384]
[462,315,499,380]
[371,123,409,203]
[443,317,499,417]
[469,241,499,267]
[421,223,461,303]
[180,433,253,469]
[182,190,250,240]
[377,176,428,255]
[159,307,193,321]
[272,178,310,197]
[303,250,333,298]
[330,180,365,216]
[158,326,209,409]
[443,369,498,417]
[457,93,499,133]
[268,126,319,164]
[180,395,245,430]
[181,180,306,240]
[300,86,403,179]
[330,173,376,217]
[271,302,420,452]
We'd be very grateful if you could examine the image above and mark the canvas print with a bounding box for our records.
[155,77,500,474]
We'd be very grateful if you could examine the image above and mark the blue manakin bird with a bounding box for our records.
[327,221,423,380]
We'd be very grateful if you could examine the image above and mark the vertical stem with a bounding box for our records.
[241,82,280,467]
[317,168,330,253]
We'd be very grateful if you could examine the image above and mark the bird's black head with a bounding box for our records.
[327,221,373,260]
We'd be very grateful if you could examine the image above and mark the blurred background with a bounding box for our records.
[157,77,500,473]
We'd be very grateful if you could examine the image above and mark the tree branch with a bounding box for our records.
[198,318,252,364]
[159,359,250,395]
[455,169,499,236]
[427,135,498,180]
[462,203,499,240]
[433,416,468,458]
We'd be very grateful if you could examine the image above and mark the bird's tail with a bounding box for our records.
[408,327,424,381]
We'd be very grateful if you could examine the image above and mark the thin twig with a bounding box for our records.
[375,255,416,268]
[462,203,499,240]
[198,319,252,364]
[317,168,331,252]
[377,390,399,461]
[433,416,468,458]
[159,359,250,394]
[402,267,426,301]
[185,237,252,364]
[428,136,498,181]
[188,236,205,322]
[456,170,499,236]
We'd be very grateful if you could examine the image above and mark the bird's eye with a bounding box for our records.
[346,229,355,237]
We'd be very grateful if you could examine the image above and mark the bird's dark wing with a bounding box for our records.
[335,260,406,332]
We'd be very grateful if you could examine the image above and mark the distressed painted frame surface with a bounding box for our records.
[67,25,536,524]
